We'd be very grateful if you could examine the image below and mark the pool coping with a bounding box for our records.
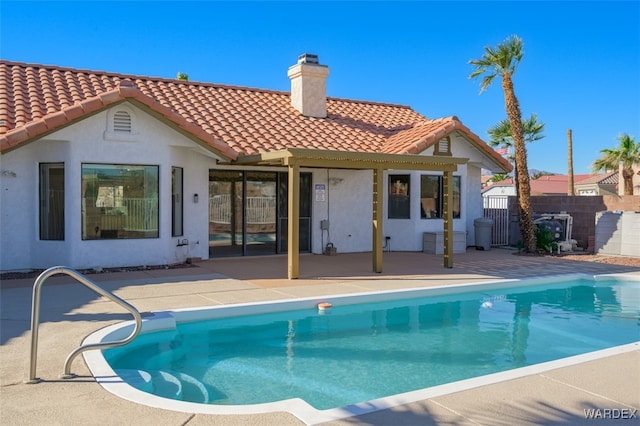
[82,273,640,425]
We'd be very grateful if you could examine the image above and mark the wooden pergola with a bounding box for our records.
[234,148,468,279]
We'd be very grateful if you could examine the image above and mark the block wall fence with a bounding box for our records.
[506,195,640,251]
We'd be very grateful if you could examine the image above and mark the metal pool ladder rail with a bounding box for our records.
[25,266,142,384]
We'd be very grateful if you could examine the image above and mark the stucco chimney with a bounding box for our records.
[287,53,329,118]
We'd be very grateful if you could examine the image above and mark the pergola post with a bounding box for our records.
[288,164,300,279]
[443,170,454,268]
[372,168,384,272]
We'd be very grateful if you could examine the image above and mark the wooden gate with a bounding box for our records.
[483,196,510,246]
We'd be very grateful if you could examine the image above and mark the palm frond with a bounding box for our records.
[468,35,524,93]
[487,114,545,147]
[592,134,640,172]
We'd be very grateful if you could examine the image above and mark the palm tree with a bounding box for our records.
[592,133,640,195]
[487,114,545,201]
[488,173,510,183]
[469,35,536,253]
[487,114,545,162]
[567,129,574,195]
[530,171,554,180]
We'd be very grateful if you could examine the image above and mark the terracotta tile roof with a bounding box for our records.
[382,116,510,166]
[0,60,510,170]
[529,174,595,195]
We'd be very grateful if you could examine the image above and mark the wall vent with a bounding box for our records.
[113,111,132,133]
[104,107,138,141]
[434,136,452,156]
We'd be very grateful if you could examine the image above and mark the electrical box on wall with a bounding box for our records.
[320,220,330,230]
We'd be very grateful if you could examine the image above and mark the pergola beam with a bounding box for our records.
[233,148,466,171]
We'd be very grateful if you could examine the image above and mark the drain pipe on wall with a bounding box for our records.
[323,169,333,255]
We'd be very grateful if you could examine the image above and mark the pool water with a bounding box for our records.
[103,277,639,411]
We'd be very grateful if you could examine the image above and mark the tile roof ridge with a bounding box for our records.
[412,115,458,126]
[0,59,291,96]
[1,59,148,82]
[327,96,415,110]
[2,60,425,109]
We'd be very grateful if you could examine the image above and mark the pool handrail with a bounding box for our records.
[25,266,142,383]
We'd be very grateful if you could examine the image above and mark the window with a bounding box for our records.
[388,175,410,219]
[172,167,183,237]
[82,164,159,240]
[420,175,461,219]
[39,163,65,240]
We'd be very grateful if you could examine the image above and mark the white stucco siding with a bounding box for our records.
[307,149,487,253]
[0,103,223,272]
[384,167,470,252]
[1,139,72,271]
[409,134,500,250]
[465,165,484,247]
[1,104,499,270]
[311,169,373,254]
[168,146,213,263]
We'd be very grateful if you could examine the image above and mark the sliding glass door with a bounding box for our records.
[245,172,277,255]
[277,172,311,253]
[209,171,243,256]
[208,170,311,257]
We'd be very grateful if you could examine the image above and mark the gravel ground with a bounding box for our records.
[552,253,640,267]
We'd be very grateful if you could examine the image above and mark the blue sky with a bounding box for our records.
[2,1,638,175]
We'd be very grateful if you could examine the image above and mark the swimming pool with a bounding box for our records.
[83,273,640,424]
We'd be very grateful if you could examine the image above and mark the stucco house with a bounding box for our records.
[574,172,618,196]
[0,55,511,278]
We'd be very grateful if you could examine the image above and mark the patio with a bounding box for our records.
[1,249,638,425]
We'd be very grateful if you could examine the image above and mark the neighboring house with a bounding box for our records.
[482,181,517,197]
[481,181,516,209]
[482,173,617,198]
[529,174,592,195]
[574,172,618,196]
[0,55,511,277]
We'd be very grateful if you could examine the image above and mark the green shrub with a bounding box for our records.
[535,226,558,254]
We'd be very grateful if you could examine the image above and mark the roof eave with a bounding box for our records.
[385,116,513,174]
[0,85,238,161]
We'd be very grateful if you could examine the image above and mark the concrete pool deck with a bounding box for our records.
[1,248,639,425]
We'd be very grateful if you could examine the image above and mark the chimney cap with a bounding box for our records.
[298,53,319,65]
